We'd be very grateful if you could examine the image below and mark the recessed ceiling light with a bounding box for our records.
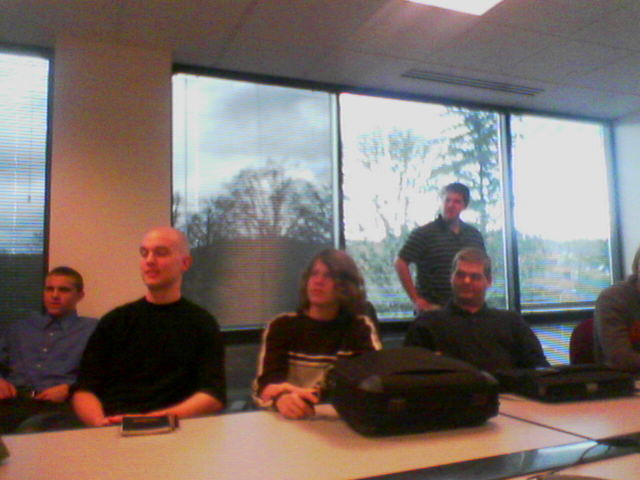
[406,0,503,16]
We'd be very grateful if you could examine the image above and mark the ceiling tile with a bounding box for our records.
[570,53,640,96]
[218,37,325,79]
[229,0,386,51]
[119,0,254,60]
[538,86,640,120]
[571,6,640,52]
[1,0,639,119]
[345,1,479,61]
[508,40,632,83]
[0,0,122,46]
[485,0,619,36]
[427,22,556,74]
[576,92,640,119]
[305,48,418,90]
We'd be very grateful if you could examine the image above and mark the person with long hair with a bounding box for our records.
[254,249,381,419]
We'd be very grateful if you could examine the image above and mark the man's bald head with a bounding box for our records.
[139,227,192,302]
[143,227,191,256]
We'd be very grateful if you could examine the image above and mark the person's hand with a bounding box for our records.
[414,297,441,312]
[35,384,69,403]
[104,415,125,425]
[0,378,17,400]
[143,409,171,417]
[81,415,114,427]
[274,389,319,419]
[260,382,313,402]
[260,382,290,402]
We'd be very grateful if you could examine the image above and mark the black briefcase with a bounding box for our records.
[494,364,636,402]
[326,347,499,436]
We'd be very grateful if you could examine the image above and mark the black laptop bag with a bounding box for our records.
[326,347,499,436]
[494,364,636,402]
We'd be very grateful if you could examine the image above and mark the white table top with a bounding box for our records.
[499,394,640,440]
[0,405,583,480]
[507,453,640,480]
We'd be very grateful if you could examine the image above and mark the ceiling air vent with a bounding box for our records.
[402,69,544,96]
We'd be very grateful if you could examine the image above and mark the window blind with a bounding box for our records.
[0,51,49,331]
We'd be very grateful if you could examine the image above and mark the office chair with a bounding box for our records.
[569,318,595,365]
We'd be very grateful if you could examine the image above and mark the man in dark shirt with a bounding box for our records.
[72,226,226,426]
[405,247,548,373]
[395,182,485,312]
[0,266,97,433]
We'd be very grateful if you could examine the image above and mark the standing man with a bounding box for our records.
[395,182,485,312]
[594,245,640,371]
[0,266,97,433]
[405,248,548,373]
[72,226,226,426]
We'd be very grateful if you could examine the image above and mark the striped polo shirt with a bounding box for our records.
[398,215,485,305]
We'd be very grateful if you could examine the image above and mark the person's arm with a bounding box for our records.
[0,334,10,377]
[510,315,549,368]
[190,313,227,412]
[70,315,114,424]
[145,391,224,418]
[0,378,17,400]
[253,315,320,419]
[351,313,383,353]
[253,316,293,406]
[271,386,318,420]
[72,390,112,427]
[35,383,70,402]
[394,257,435,312]
[476,228,486,251]
[404,316,437,351]
[0,328,16,399]
[595,288,640,371]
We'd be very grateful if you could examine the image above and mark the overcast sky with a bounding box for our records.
[176,76,610,244]
[173,74,334,208]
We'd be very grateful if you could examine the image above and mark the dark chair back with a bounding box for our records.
[569,318,595,364]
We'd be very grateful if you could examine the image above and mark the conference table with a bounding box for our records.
[499,394,640,480]
[507,455,640,480]
[500,393,640,440]
[1,396,639,480]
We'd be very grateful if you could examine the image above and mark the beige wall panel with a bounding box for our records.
[49,36,172,318]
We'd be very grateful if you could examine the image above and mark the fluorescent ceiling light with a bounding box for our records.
[406,0,503,15]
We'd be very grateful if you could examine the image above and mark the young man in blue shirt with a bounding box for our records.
[0,266,97,433]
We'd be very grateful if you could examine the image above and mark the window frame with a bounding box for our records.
[172,64,620,330]
[507,112,618,313]
[0,43,53,335]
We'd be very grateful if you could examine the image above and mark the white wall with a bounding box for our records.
[48,36,172,318]
[613,112,640,276]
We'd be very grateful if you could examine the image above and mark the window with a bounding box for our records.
[173,74,336,327]
[0,51,49,332]
[511,115,612,311]
[341,94,505,320]
[172,71,614,328]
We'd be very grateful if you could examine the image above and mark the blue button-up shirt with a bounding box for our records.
[0,311,98,392]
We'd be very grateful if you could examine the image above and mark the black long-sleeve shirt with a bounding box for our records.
[74,297,226,415]
[404,301,549,372]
